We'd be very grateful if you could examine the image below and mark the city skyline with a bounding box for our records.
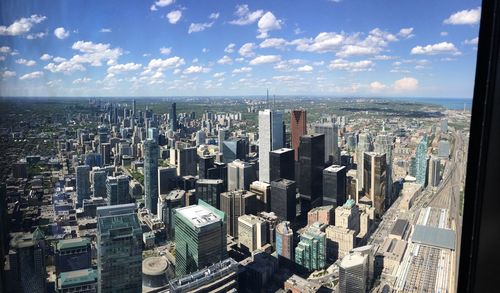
[0,0,480,98]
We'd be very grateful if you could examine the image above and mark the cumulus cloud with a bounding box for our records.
[233,67,252,73]
[54,27,70,39]
[224,43,236,53]
[0,46,12,53]
[167,10,182,24]
[188,22,214,33]
[328,59,374,72]
[411,42,460,55]
[151,0,174,11]
[398,27,414,38]
[444,7,481,25]
[0,15,46,36]
[229,4,264,25]
[183,65,210,74]
[209,12,220,20]
[249,55,281,65]
[15,58,37,66]
[40,54,53,61]
[1,71,16,78]
[26,32,47,40]
[369,81,387,91]
[297,65,313,72]
[160,47,172,55]
[259,38,288,49]
[393,77,418,91]
[464,37,479,45]
[213,72,225,78]
[217,55,233,64]
[73,77,92,84]
[19,71,43,80]
[239,43,256,57]
[257,12,282,39]
[146,56,185,71]
[107,62,142,74]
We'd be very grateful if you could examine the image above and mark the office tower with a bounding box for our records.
[357,133,372,191]
[220,190,257,237]
[335,199,360,232]
[291,110,307,161]
[76,165,91,207]
[249,181,271,212]
[270,179,296,221]
[170,102,177,131]
[222,138,247,163]
[374,132,394,204]
[325,225,356,262]
[276,221,294,263]
[55,238,91,274]
[158,190,186,239]
[298,134,325,208]
[106,175,129,205]
[227,159,255,191]
[195,130,206,146]
[85,153,102,168]
[91,170,107,198]
[217,128,229,156]
[198,155,214,179]
[96,204,142,293]
[144,139,159,214]
[238,214,268,252]
[314,122,339,164]
[428,156,441,187]
[363,152,387,218]
[56,268,97,293]
[415,136,429,186]
[269,148,295,182]
[132,99,136,116]
[148,127,159,143]
[307,205,335,226]
[295,223,326,272]
[438,140,450,158]
[338,251,370,293]
[207,161,228,191]
[258,109,284,183]
[174,201,227,276]
[441,118,448,133]
[196,179,224,208]
[98,125,109,144]
[158,166,177,195]
[323,165,347,207]
[176,146,197,177]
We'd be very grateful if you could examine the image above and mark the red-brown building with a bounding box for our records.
[291,110,307,160]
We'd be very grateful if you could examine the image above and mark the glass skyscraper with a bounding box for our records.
[415,136,429,186]
[144,138,159,214]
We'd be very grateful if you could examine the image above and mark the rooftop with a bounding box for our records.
[176,204,222,228]
[411,224,456,250]
[270,148,293,154]
[142,257,169,276]
[340,252,367,268]
[58,268,97,288]
[390,219,409,237]
[56,238,90,251]
[324,165,346,172]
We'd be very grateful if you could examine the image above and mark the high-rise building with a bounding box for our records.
[198,155,214,179]
[176,146,198,177]
[238,214,267,252]
[258,109,284,183]
[207,161,228,191]
[269,148,295,182]
[270,179,297,222]
[357,133,372,192]
[96,204,142,293]
[144,139,159,214]
[314,122,339,164]
[249,181,271,212]
[363,152,387,218]
[220,190,257,237]
[174,201,227,276]
[307,205,335,226]
[158,166,177,195]
[170,102,177,131]
[222,138,247,163]
[428,156,441,187]
[290,110,307,161]
[158,190,186,239]
[323,165,347,207]
[441,118,448,133]
[195,130,206,146]
[106,175,129,205]
[91,169,107,198]
[76,165,91,207]
[56,268,97,293]
[295,223,326,272]
[276,221,294,263]
[335,199,360,233]
[55,238,92,274]
[298,134,325,208]
[326,225,356,262]
[415,136,429,186]
[227,159,255,191]
[195,179,224,209]
[100,143,112,166]
[374,132,394,205]
[338,251,370,293]
[217,128,229,157]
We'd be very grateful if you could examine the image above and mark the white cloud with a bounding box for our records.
[209,12,220,20]
[273,75,299,82]
[217,55,232,64]
[71,41,123,66]
[183,65,210,74]
[0,46,11,53]
[233,67,252,73]
[440,31,448,36]
[53,57,66,63]
[155,0,174,7]
[160,47,172,55]
[73,77,92,84]
[373,55,396,60]
[259,38,288,49]
[239,43,256,57]
[249,55,281,65]
[167,10,182,24]
[257,12,282,39]
[54,27,70,39]
[107,62,142,74]
[411,42,460,55]
[40,54,53,61]
[1,71,16,78]
[297,65,313,72]
[394,77,418,91]
[0,15,46,36]
[146,56,185,71]
[26,32,47,40]
[15,58,37,66]
[229,4,264,25]
[224,43,236,53]
[328,59,374,72]
[202,48,209,53]
[464,37,479,46]
[45,61,85,73]
[213,72,225,78]
[100,28,112,33]
[444,7,481,25]
[398,27,414,38]
[188,22,214,33]
[19,71,43,80]
[150,5,158,11]
[369,81,386,91]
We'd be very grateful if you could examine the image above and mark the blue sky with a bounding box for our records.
[0,0,481,98]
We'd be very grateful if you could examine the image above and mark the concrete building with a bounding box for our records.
[249,181,271,212]
[174,202,227,276]
[284,274,322,293]
[227,159,255,191]
[56,269,97,293]
[258,109,284,183]
[220,190,257,237]
[314,122,339,164]
[335,199,360,233]
[96,204,142,293]
[238,214,268,252]
[276,221,294,263]
[338,251,370,293]
[158,190,186,239]
[270,179,297,222]
[357,132,372,192]
[290,110,307,161]
[307,205,335,226]
[295,223,326,272]
[375,238,407,277]
[323,165,347,207]
[144,138,160,214]
[76,165,91,207]
[326,225,356,261]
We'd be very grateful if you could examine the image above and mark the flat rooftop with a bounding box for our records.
[271,148,293,154]
[324,165,346,172]
[57,238,90,250]
[176,205,222,227]
[390,219,409,237]
[412,225,456,250]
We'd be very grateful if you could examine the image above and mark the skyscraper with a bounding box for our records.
[158,166,177,195]
[217,128,229,157]
[91,169,107,198]
[76,165,91,207]
[323,165,347,207]
[428,156,441,187]
[258,109,284,183]
[170,102,178,131]
[238,214,267,252]
[314,122,339,164]
[269,148,295,182]
[106,175,129,205]
[144,139,159,214]
[270,179,297,222]
[195,179,224,209]
[55,238,92,274]
[363,152,387,218]
[415,136,429,186]
[158,190,186,239]
[374,131,393,205]
[357,133,372,192]
[222,138,247,163]
[227,159,255,191]
[295,223,326,272]
[198,155,214,179]
[298,134,325,208]
[220,190,257,237]
[276,221,294,263]
[96,204,142,293]
[174,201,227,276]
[290,110,307,161]
[176,146,198,177]
[338,251,370,293]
